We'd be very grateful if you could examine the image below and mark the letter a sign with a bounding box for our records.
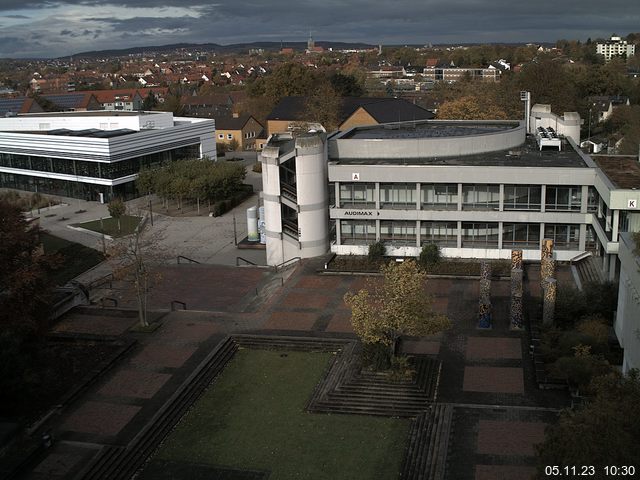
[628,199,637,209]
[352,173,360,181]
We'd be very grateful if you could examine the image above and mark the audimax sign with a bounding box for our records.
[343,210,379,216]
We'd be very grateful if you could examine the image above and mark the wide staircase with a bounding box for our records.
[573,254,605,287]
[307,343,442,417]
[400,404,454,480]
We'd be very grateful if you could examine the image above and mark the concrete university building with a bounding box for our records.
[260,103,640,372]
[0,111,215,202]
[259,105,640,277]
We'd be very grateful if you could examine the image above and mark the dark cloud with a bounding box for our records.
[0,1,639,57]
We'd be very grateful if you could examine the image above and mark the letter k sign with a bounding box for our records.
[629,199,637,209]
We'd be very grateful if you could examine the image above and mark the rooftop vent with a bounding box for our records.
[535,126,561,151]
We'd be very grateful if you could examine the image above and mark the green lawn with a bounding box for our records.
[41,233,104,285]
[71,215,141,237]
[149,349,409,480]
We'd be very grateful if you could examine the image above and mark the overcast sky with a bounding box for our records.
[0,0,638,58]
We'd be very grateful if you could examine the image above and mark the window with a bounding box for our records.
[544,224,580,250]
[380,183,416,209]
[339,183,375,208]
[462,184,500,210]
[218,134,224,139]
[585,225,598,252]
[420,222,457,246]
[340,220,376,244]
[503,185,541,211]
[380,221,416,246]
[502,223,540,248]
[421,184,458,210]
[545,186,582,211]
[461,222,499,247]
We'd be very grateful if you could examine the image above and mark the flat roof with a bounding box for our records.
[330,136,588,168]
[341,121,519,140]
[593,156,640,189]
[14,111,156,117]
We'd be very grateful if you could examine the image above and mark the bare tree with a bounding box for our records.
[108,213,166,327]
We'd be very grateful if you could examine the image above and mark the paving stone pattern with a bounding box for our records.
[20,261,575,480]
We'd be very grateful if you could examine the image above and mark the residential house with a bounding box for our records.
[216,114,264,151]
[265,96,435,136]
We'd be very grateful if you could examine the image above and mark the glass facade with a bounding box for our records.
[420,221,457,246]
[340,220,376,244]
[0,145,199,180]
[0,144,201,201]
[462,184,500,210]
[339,183,375,208]
[502,223,540,248]
[421,184,458,210]
[544,224,580,250]
[379,220,416,246]
[503,185,541,211]
[545,186,582,211]
[380,183,416,209]
[331,181,603,252]
[461,222,499,247]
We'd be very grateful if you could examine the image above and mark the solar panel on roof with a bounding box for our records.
[42,94,86,109]
[0,98,27,115]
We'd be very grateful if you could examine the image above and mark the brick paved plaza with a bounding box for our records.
[21,259,573,480]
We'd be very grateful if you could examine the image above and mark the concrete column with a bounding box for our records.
[606,208,612,232]
[499,184,504,212]
[579,224,587,251]
[376,219,380,241]
[539,223,545,253]
[581,185,589,214]
[416,220,420,247]
[612,210,620,241]
[457,183,463,211]
[335,219,341,246]
[540,185,546,213]
[375,182,380,210]
[597,196,603,219]
[609,255,617,281]
[457,220,462,248]
[335,182,340,208]
[416,183,421,211]
[498,221,503,250]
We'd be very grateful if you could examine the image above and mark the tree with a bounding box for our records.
[141,90,158,110]
[330,72,364,97]
[0,200,59,400]
[0,200,58,335]
[536,371,640,478]
[437,95,508,120]
[107,197,126,232]
[108,216,165,327]
[344,260,450,362]
[306,82,342,131]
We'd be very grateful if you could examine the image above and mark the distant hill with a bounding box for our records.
[66,41,379,59]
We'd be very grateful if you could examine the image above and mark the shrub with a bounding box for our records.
[388,355,416,382]
[577,315,610,346]
[361,342,391,371]
[252,161,262,173]
[418,243,441,270]
[368,240,386,262]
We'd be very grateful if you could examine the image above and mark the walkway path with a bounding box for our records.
[20,259,572,480]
